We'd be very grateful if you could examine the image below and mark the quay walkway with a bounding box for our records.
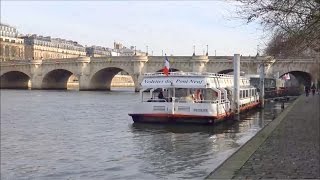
[206,94,320,179]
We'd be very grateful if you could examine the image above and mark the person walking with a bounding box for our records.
[311,83,316,96]
[305,85,310,97]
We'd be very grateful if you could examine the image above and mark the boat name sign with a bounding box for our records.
[142,77,207,87]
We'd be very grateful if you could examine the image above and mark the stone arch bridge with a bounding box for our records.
[1,55,319,91]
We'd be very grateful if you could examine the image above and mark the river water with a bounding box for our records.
[0,89,291,180]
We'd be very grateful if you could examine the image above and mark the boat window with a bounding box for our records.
[175,88,188,98]
[141,88,152,102]
[245,90,248,98]
[206,88,217,101]
[240,90,243,99]
[221,91,225,100]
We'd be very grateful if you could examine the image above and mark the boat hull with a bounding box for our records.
[129,102,260,124]
[129,113,231,124]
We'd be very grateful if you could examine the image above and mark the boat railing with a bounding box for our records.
[143,97,221,104]
[143,72,235,78]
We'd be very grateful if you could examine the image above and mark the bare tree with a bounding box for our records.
[236,0,320,56]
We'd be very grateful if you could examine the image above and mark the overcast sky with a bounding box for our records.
[1,1,266,56]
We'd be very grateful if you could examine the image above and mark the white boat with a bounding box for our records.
[128,72,260,124]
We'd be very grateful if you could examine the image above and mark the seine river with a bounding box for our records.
[1,88,290,180]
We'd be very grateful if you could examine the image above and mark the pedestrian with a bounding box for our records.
[305,85,310,97]
[311,84,316,96]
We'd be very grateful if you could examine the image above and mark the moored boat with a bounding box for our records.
[128,72,260,124]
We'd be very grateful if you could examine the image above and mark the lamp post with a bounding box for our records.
[206,45,208,56]
[259,62,265,108]
[146,45,148,56]
[134,46,136,55]
[193,45,195,56]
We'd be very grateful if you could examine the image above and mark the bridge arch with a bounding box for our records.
[89,67,134,91]
[0,67,31,77]
[0,71,30,89]
[271,61,319,82]
[42,69,78,90]
[279,71,312,87]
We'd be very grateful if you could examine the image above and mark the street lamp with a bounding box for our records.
[146,45,148,56]
[134,46,136,55]
[193,45,195,56]
[206,45,208,56]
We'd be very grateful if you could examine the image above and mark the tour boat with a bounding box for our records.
[128,72,260,124]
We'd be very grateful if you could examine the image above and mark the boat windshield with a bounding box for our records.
[141,88,220,103]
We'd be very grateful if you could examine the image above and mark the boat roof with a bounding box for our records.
[141,72,250,89]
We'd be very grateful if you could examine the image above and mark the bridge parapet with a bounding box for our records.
[0,60,31,66]
[275,58,317,63]
[42,58,80,64]
[91,56,132,62]
[75,57,90,63]
[191,55,209,62]
[148,56,191,63]
[207,56,271,63]
[131,55,148,62]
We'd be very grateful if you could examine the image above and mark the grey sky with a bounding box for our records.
[1,1,265,56]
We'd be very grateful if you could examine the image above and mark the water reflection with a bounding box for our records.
[128,100,292,179]
[1,89,295,180]
[131,124,227,178]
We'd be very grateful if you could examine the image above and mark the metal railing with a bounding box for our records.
[144,72,238,78]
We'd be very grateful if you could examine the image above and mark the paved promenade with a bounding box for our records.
[207,94,320,179]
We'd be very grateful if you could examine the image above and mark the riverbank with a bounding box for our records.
[206,94,320,179]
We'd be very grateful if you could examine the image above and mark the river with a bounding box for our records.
[0,88,291,180]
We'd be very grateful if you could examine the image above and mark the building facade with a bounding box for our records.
[86,42,147,57]
[113,42,146,56]
[0,23,25,61]
[21,34,86,60]
[86,46,113,57]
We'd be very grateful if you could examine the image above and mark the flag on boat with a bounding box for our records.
[163,55,170,76]
[282,73,290,80]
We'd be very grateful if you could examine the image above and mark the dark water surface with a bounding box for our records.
[1,89,292,180]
